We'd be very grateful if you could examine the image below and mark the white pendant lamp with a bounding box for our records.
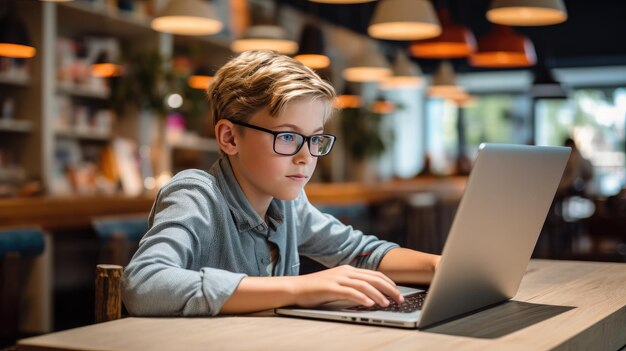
[342,43,392,83]
[151,0,223,36]
[487,0,567,26]
[381,50,423,89]
[368,0,441,41]
[428,61,466,100]
[231,25,298,55]
[308,0,374,4]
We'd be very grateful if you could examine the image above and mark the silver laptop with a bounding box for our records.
[276,143,570,329]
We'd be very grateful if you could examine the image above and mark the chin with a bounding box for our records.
[273,188,303,201]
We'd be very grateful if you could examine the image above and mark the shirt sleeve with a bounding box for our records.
[121,178,247,317]
[295,191,399,270]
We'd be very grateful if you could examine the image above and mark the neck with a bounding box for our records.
[227,156,272,221]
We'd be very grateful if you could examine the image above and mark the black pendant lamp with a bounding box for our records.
[532,66,567,99]
[91,51,123,78]
[188,66,216,90]
[0,1,36,58]
[334,84,361,109]
[294,23,329,70]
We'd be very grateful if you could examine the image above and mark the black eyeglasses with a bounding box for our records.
[228,119,336,157]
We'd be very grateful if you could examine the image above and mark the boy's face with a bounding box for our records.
[231,98,327,205]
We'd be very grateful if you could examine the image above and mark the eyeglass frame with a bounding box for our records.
[227,119,336,157]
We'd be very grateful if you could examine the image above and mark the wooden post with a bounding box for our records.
[108,232,130,266]
[95,264,123,323]
[0,252,21,338]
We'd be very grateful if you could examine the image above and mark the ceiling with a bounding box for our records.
[278,0,626,74]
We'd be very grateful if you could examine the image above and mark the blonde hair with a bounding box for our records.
[207,50,336,128]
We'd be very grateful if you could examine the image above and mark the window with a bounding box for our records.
[536,88,626,196]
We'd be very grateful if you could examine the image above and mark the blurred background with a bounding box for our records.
[0,0,625,346]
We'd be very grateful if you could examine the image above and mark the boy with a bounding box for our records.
[122,50,440,316]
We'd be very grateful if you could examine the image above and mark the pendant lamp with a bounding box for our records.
[334,84,362,109]
[91,51,123,78]
[428,60,466,100]
[151,0,223,36]
[294,23,330,70]
[469,25,536,68]
[371,95,396,114]
[342,43,392,83]
[368,0,441,41]
[309,0,374,3]
[380,49,423,89]
[487,0,567,26]
[187,66,216,90]
[231,24,298,55]
[531,66,567,99]
[409,9,476,59]
[0,3,36,58]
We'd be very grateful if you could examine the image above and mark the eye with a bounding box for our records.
[277,133,297,143]
[310,135,322,145]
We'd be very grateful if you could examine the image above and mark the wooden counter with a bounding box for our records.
[305,177,466,205]
[0,196,154,231]
[0,177,467,231]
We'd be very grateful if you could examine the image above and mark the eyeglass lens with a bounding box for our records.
[274,133,334,156]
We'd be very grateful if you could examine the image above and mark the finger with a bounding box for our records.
[334,286,375,307]
[352,268,397,287]
[340,278,390,307]
[349,273,404,304]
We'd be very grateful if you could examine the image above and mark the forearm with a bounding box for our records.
[220,276,297,314]
[377,248,440,284]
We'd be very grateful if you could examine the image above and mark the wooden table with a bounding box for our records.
[17,260,626,351]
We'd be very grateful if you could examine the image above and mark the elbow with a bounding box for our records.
[121,273,153,316]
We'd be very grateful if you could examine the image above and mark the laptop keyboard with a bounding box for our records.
[348,291,427,313]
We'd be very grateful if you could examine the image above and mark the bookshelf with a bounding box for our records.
[2,0,230,198]
[0,120,34,133]
[0,74,30,87]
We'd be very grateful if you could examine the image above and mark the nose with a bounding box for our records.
[293,140,314,165]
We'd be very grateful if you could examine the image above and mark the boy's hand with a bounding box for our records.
[291,265,404,308]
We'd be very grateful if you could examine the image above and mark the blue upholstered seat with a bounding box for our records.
[0,228,45,257]
[92,216,148,242]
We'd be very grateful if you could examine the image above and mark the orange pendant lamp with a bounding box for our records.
[409,9,476,59]
[469,25,536,68]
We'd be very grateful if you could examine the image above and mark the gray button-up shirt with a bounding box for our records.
[122,157,399,316]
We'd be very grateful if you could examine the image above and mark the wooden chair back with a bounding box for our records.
[95,264,123,323]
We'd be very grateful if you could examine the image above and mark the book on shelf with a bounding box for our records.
[112,138,144,197]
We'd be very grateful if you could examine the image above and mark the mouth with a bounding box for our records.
[286,174,309,181]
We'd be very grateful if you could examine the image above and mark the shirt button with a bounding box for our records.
[261,258,268,264]
[256,224,264,231]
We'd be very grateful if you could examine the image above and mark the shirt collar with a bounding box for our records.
[209,157,284,233]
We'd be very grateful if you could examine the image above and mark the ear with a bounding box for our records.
[215,119,238,155]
